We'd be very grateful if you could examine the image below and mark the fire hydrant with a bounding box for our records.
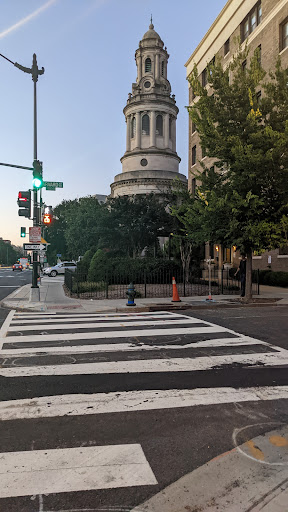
[126,282,136,306]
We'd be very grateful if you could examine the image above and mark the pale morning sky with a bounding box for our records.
[0,0,227,246]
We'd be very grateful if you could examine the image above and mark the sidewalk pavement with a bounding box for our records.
[1,276,288,313]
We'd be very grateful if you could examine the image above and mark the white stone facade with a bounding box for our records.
[110,22,187,197]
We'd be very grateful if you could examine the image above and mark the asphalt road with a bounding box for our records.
[0,307,287,511]
[0,267,32,302]
[0,268,32,329]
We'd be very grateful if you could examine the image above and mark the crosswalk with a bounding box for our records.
[0,310,288,510]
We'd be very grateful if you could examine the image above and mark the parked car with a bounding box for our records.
[43,262,77,277]
[12,264,23,271]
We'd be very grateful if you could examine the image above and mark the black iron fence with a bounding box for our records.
[64,268,259,300]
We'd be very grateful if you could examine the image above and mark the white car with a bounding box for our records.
[43,262,77,277]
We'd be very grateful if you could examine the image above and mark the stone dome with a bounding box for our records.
[142,23,162,41]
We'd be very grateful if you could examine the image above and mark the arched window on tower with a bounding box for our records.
[169,117,172,139]
[131,117,136,138]
[142,114,150,135]
[161,61,164,76]
[156,115,163,136]
[145,58,152,73]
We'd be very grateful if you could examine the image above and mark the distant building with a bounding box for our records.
[185,0,288,271]
[110,21,187,197]
[94,194,107,204]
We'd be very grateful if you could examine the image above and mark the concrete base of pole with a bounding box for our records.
[30,287,40,302]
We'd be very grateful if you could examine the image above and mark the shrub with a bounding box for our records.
[87,252,183,284]
[252,270,288,287]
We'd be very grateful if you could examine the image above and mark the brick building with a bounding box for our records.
[185,0,288,272]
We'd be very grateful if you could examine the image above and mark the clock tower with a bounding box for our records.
[110,21,187,197]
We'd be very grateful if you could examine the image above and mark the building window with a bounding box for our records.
[242,59,247,72]
[201,145,206,159]
[156,115,163,136]
[202,68,207,87]
[169,117,172,139]
[256,90,262,104]
[192,145,196,166]
[224,38,230,56]
[131,117,136,138]
[192,122,196,134]
[241,1,262,42]
[161,61,164,76]
[257,44,261,65]
[145,58,152,73]
[280,19,288,51]
[191,178,196,196]
[142,114,150,135]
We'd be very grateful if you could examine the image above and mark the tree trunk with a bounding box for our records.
[245,248,253,301]
[180,240,193,283]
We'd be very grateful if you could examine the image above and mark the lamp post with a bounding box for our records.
[0,52,44,290]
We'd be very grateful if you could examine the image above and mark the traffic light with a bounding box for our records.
[17,191,31,218]
[32,160,43,189]
[43,205,53,225]
[20,227,26,237]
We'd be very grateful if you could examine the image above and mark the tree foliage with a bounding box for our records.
[181,45,288,299]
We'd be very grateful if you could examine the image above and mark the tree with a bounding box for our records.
[100,194,173,258]
[186,46,288,300]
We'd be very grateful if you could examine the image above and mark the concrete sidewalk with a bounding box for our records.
[1,276,288,313]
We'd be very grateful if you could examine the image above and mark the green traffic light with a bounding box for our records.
[33,177,43,189]
[20,227,26,237]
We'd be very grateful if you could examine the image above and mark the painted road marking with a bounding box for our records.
[7,317,206,332]
[0,326,237,350]
[0,336,267,356]
[1,352,288,377]
[13,311,177,319]
[0,444,157,498]
[1,386,288,421]
[0,310,15,338]
[10,313,182,325]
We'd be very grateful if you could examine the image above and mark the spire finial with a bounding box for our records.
[151,14,153,24]
[149,14,154,29]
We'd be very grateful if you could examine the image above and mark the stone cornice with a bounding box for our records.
[120,149,181,164]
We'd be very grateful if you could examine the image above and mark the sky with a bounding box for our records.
[0,0,227,246]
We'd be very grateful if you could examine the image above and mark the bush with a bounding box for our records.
[87,251,183,284]
[252,270,288,287]
[77,248,96,274]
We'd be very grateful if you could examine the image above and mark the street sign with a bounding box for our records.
[29,226,41,243]
[57,253,61,257]
[45,186,56,191]
[43,181,63,189]
[24,243,47,251]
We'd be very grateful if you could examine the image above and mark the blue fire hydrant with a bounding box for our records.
[126,282,136,306]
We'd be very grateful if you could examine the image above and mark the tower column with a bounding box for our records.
[126,115,131,152]
[135,112,141,148]
[150,111,156,147]
[138,55,142,80]
[172,117,176,151]
[155,53,160,79]
[164,113,169,148]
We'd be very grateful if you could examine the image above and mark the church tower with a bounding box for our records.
[110,21,187,197]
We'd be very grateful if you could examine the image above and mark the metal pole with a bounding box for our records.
[32,77,39,288]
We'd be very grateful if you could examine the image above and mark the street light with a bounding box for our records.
[0,52,44,290]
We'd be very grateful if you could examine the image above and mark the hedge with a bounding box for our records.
[252,270,288,287]
[86,250,184,284]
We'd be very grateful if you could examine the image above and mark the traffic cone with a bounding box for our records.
[172,276,181,302]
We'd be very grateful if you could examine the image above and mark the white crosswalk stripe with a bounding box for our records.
[1,310,288,502]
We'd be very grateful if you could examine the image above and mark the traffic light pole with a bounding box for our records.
[15,54,44,290]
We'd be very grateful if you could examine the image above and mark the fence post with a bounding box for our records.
[105,273,109,299]
[257,269,260,295]
[75,272,79,298]
[183,268,186,297]
[144,269,147,298]
[221,267,224,295]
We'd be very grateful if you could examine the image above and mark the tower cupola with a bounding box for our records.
[110,22,187,197]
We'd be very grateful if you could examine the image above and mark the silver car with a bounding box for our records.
[43,261,77,277]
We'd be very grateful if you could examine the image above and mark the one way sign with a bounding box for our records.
[23,243,47,251]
